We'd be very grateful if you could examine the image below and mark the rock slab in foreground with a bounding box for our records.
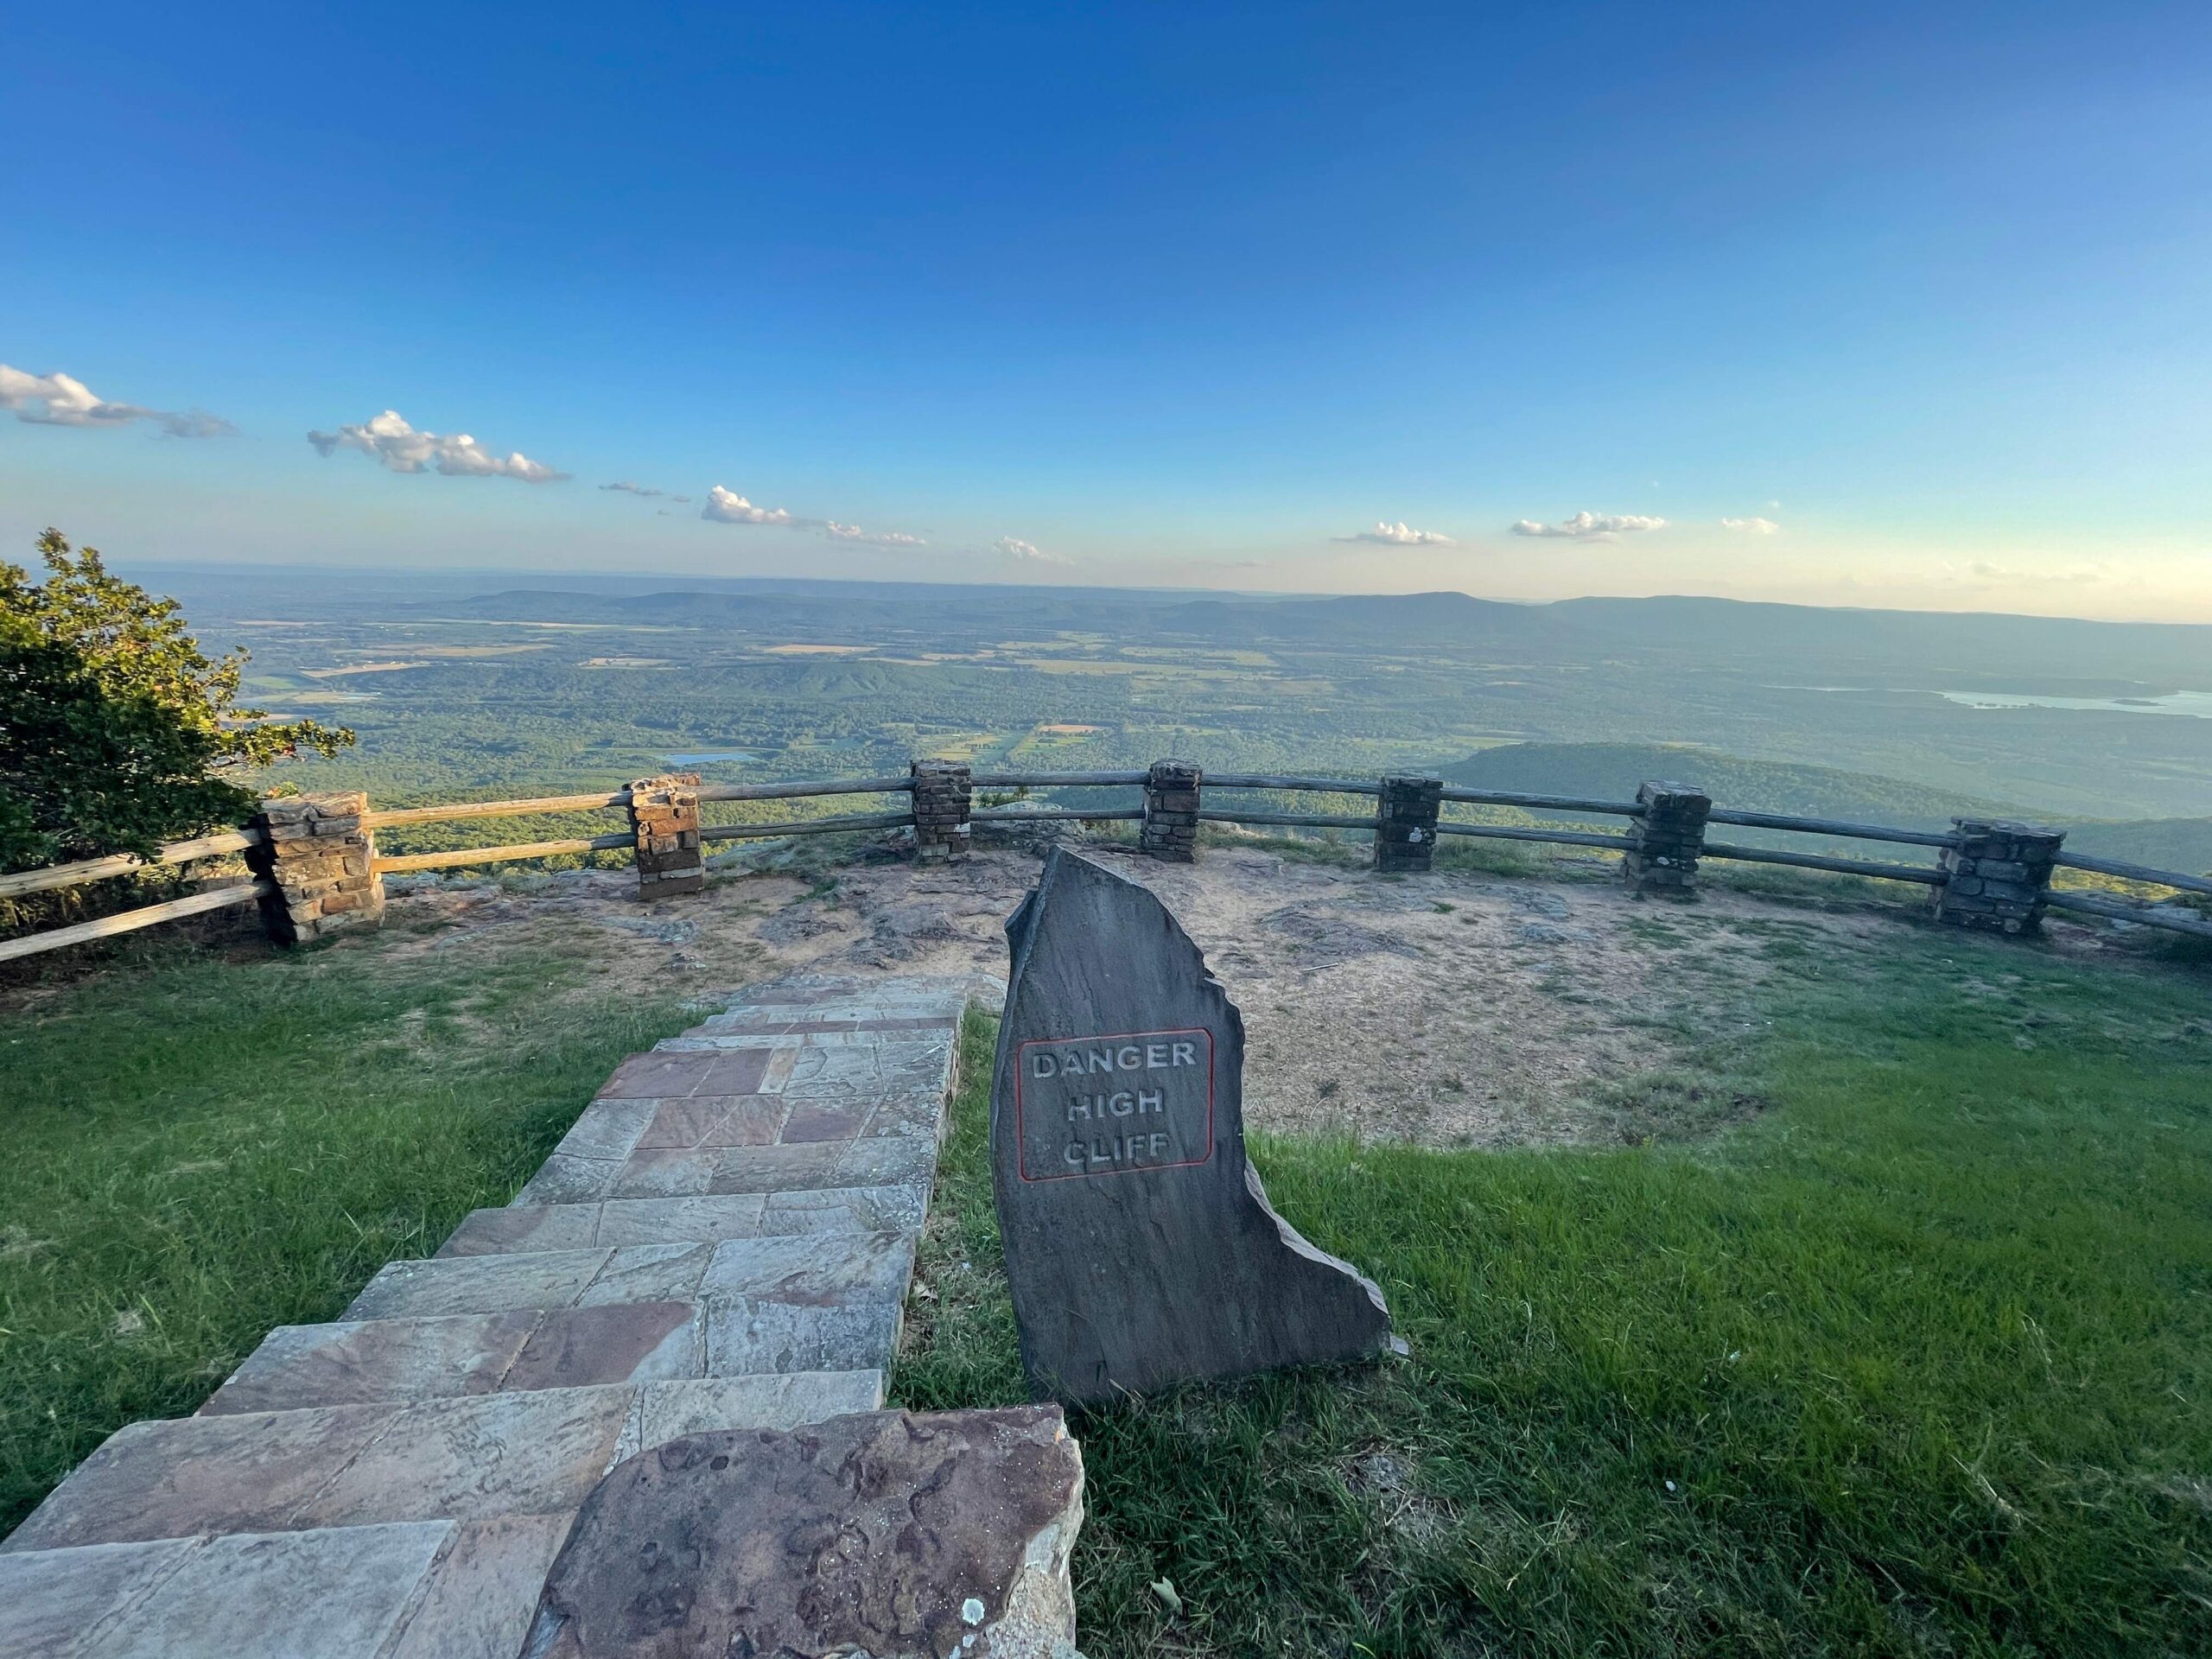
[522,1407,1084,1659]
[990,849,1398,1402]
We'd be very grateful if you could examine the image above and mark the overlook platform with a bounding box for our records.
[0,975,1046,1657]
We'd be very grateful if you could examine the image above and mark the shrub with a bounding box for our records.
[0,529,354,874]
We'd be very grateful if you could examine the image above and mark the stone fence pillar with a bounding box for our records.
[1141,760,1201,862]
[628,773,704,899]
[1623,779,1711,898]
[248,791,384,944]
[1932,818,2063,933]
[1374,775,1443,873]
[911,760,972,861]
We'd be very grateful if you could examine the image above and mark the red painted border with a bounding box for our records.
[1014,1026,1216,1183]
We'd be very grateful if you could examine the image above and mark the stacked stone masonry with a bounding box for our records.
[1624,779,1712,897]
[1141,760,1202,862]
[0,975,1071,1658]
[627,772,704,899]
[1932,818,2064,933]
[1374,775,1445,874]
[250,791,385,944]
[911,760,972,861]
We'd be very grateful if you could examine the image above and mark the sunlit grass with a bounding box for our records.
[896,938,2212,1656]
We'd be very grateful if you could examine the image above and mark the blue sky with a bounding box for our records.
[4,2,2209,618]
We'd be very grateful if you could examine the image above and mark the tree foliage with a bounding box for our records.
[0,529,354,873]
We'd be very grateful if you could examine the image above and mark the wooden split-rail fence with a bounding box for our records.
[2,760,2209,966]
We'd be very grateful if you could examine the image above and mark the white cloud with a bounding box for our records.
[702,486,922,544]
[701,484,794,524]
[825,521,926,547]
[1510,512,1668,543]
[996,536,1071,565]
[1334,521,1456,546]
[1720,516,1781,535]
[1960,560,2106,587]
[604,481,695,505]
[1,364,232,437]
[308,410,567,480]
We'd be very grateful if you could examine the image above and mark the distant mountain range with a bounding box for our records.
[408,584,2212,690]
[123,563,2212,835]
[127,560,2212,690]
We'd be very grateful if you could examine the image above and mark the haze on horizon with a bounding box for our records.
[4,3,2208,624]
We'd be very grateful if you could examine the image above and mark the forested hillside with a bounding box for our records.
[1446,743,2025,827]
[111,564,2212,831]
[1449,743,2212,872]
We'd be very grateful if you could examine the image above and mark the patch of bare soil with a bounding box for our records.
[353,828,2185,1150]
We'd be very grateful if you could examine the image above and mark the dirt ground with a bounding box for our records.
[1,815,2172,1147]
[347,825,2154,1150]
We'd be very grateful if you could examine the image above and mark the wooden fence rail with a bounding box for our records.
[699,810,917,842]
[972,771,1151,789]
[4,762,2208,963]
[2053,850,2212,898]
[374,833,639,874]
[700,777,914,802]
[973,807,1147,824]
[2046,889,2212,939]
[1700,841,1946,886]
[0,829,266,901]
[0,880,272,966]
[1704,809,1959,849]
[1438,823,1640,852]
[1196,809,1376,833]
[1439,786,1646,817]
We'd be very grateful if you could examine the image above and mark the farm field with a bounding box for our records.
[118,568,2212,874]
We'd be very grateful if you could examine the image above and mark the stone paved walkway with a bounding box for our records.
[0,975,969,1658]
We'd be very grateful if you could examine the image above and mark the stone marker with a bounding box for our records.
[990,848,1399,1402]
[521,1407,1084,1659]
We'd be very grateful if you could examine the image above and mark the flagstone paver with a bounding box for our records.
[699,1230,916,1306]
[343,1249,622,1321]
[99,1522,454,1659]
[701,1297,904,1375]
[759,1181,931,1234]
[2,974,969,1656]
[290,1386,639,1529]
[609,1371,882,1459]
[379,1515,575,1659]
[493,1302,701,1391]
[0,1536,202,1656]
[512,1154,625,1206]
[7,1404,404,1550]
[200,1312,544,1414]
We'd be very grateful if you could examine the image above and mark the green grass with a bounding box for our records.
[0,929,692,1533]
[894,939,2212,1656]
[6,882,2208,1651]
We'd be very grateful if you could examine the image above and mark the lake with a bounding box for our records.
[1789,687,2212,721]
[1931,690,2212,719]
